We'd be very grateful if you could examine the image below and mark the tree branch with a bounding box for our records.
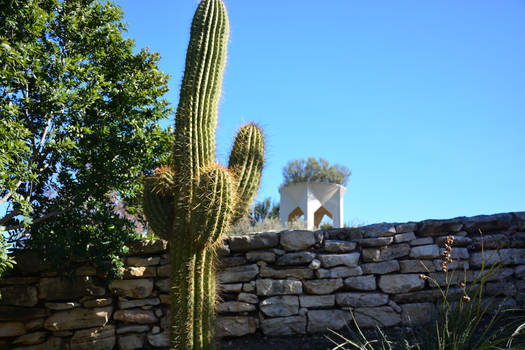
[0,180,22,206]
[4,208,63,232]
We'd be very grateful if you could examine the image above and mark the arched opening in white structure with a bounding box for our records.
[314,206,333,227]
[287,206,304,222]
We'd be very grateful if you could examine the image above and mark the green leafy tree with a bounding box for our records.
[282,157,351,186]
[251,197,279,223]
[0,0,171,277]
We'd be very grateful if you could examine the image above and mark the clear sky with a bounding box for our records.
[116,0,525,225]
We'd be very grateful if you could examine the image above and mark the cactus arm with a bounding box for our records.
[143,168,175,239]
[191,166,234,249]
[228,123,265,223]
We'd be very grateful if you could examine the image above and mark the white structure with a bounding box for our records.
[279,182,346,230]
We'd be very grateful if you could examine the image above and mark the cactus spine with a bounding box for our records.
[143,1,264,349]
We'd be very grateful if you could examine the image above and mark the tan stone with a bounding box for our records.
[44,306,112,331]
[123,266,156,278]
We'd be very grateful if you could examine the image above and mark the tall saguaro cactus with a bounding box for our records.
[143,1,264,349]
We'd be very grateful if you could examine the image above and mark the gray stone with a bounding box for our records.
[0,321,25,337]
[281,230,316,251]
[472,267,514,282]
[336,292,389,307]
[388,300,402,313]
[410,245,440,259]
[12,331,47,345]
[147,331,169,347]
[256,279,302,296]
[70,325,116,350]
[307,310,352,333]
[242,281,256,293]
[395,223,417,233]
[436,235,472,247]
[410,237,434,246]
[399,260,435,273]
[324,240,357,253]
[245,251,276,263]
[303,279,343,294]
[12,337,63,350]
[113,309,157,324]
[44,306,112,331]
[119,298,160,310]
[418,219,463,236]
[108,279,153,298]
[83,298,113,308]
[0,285,38,307]
[441,247,469,259]
[276,252,316,266]
[260,266,314,280]
[218,264,259,283]
[472,234,510,249]
[229,232,279,252]
[485,281,517,296]
[362,244,410,262]
[118,333,144,350]
[237,293,258,304]
[361,261,400,275]
[354,306,401,327]
[216,316,258,337]
[432,259,469,271]
[216,243,230,257]
[401,303,433,325]
[462,213,513,234]
[511,232,525,248]
[220,256,247,267]
[395,232,416,243]
[392,288,463,303]
[470,249,525,268]
[217,301,256,313]
[318,253,360,268]
[156,264,170,277]
[220,283,243,293]
[45,302,80,311]
[116,325,150,334]
[261,315,306,336]
[516,265,525,279]
[39,276,104,301]
[126,256,160,267]
[361,223,397,238]
[299,295,335,308]
[260,296,299,317]
[378,274,425,293]
[0,306,49,321]
[154,278,169,293]
[344,275,376,291]
[358,237,394,247]
[316,266,362,278]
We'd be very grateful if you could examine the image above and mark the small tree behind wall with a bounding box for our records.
[282,157,351,187]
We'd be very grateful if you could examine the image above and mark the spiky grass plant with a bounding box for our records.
[327,235,525,350]
[143,1,264,349]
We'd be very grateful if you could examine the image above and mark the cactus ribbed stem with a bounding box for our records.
[143,1,264,349]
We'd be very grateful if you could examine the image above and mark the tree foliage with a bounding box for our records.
[0,0,171,277]
[251,197,279,224]
[282,157,351,186]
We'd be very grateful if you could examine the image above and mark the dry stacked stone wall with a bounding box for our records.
[0,211,524,349]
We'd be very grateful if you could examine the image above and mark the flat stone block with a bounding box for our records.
[378,274,425,294]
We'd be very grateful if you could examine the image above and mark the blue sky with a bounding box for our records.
[116,0,525,225]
